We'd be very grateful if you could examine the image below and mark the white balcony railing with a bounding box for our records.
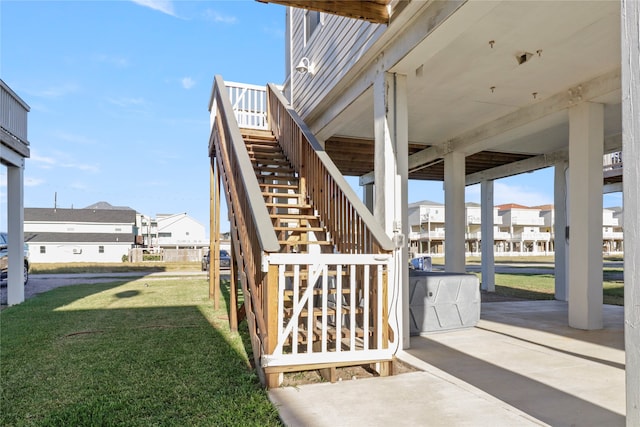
[225,81,268,130]
[1,79,30,145]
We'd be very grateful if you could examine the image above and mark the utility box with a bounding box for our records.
[409,271,480,335]
[410,255,433,272]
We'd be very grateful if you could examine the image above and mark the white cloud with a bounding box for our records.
[131,0,178,17]
[70,182,89,190]
[30,151,57,169]
[203,9,237,24]
[93,53,129,68]
[30,83,79,99]
[107,97,146,108]
[53,131,97,145]
[61,162,100,173]
[181,77,196,89]
[25,178,45,187]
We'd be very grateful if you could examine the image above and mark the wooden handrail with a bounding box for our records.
[209,76,280,254]
[208,75,280,360]
[266,83,394,253]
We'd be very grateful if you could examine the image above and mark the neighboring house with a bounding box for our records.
[24,206,136,263]
[407,200,445,254]
[135,213,207,250]
[407,201,623,257]
[156,213,207,249]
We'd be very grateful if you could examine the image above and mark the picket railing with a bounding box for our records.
[262,253,393,368]
[1,79,30,148]
[223,81,268,130]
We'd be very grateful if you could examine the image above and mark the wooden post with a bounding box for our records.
[229,232,238,333]
[210,158,221,309]
[207,157,218,300]
[264,264,281,388]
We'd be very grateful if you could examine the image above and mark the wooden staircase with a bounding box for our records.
[242,129,369,361]
[243,129,334,254]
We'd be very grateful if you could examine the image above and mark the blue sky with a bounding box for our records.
[1,0,622,233]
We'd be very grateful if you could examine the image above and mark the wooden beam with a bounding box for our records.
[256,0,390,23]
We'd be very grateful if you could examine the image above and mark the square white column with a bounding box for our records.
[480,180,495,292]
[7,162,25,305]
[373,71,409,349]
[622,0,640,423]
[568,102,603,330]
[444,151,465,272]
[554,160,569,301]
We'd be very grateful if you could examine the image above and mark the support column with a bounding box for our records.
[622,0,640,423]
[444,151,466,272]
[363,183,374,213]
[568,102,603,330]
[480,180,495,292]
[554,160,569,301]
[7,161,25,306]
[209,159,220,309]
[373,71,409,350]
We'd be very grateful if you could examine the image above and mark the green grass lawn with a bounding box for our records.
[0,277,282,427]
[30,261,202,274]
[481,273,624,305]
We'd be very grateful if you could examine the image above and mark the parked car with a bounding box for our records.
[0,232,30,285]
[202,249,231,271]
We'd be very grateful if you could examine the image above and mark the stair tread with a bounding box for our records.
[273,226,324,231]
[266,202,312,208]
[271,214,319,220]
[259,183,299,189]
[279,240,333,245]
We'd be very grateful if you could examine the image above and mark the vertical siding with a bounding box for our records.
[290,9,385,119]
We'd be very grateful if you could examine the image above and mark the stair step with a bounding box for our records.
[258,176,299,183]
[241,129,274,140]
[254,166,296,174]
[259,183,299,190]
[263,192,303,198]
[266,202,312,209]
[279,240,333,246]
[273,226,324,232]
[271,214,319,220]
[251,157,290,165]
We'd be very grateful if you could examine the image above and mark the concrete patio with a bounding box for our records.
[269,300,625,426]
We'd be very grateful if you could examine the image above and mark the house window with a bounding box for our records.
[304,10,321,45]
[159,232,172,238]
[40,246,46,254]
[99,246,104,253]
[115,228,122,232]
[185,232,190,236]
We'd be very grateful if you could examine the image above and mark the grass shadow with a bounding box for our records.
[0,279,282,426]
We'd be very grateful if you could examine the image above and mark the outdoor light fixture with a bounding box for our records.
[295,57,314,75]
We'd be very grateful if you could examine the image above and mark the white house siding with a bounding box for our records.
[289,8,383,120]
[29,242,131,263]
[156,214,207,248]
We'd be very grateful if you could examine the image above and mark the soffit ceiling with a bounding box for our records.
[320,1,622,181]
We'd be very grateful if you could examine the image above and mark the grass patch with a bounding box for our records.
[30,261,201,274]
[0,278,282,426]
[481,273,624,305]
